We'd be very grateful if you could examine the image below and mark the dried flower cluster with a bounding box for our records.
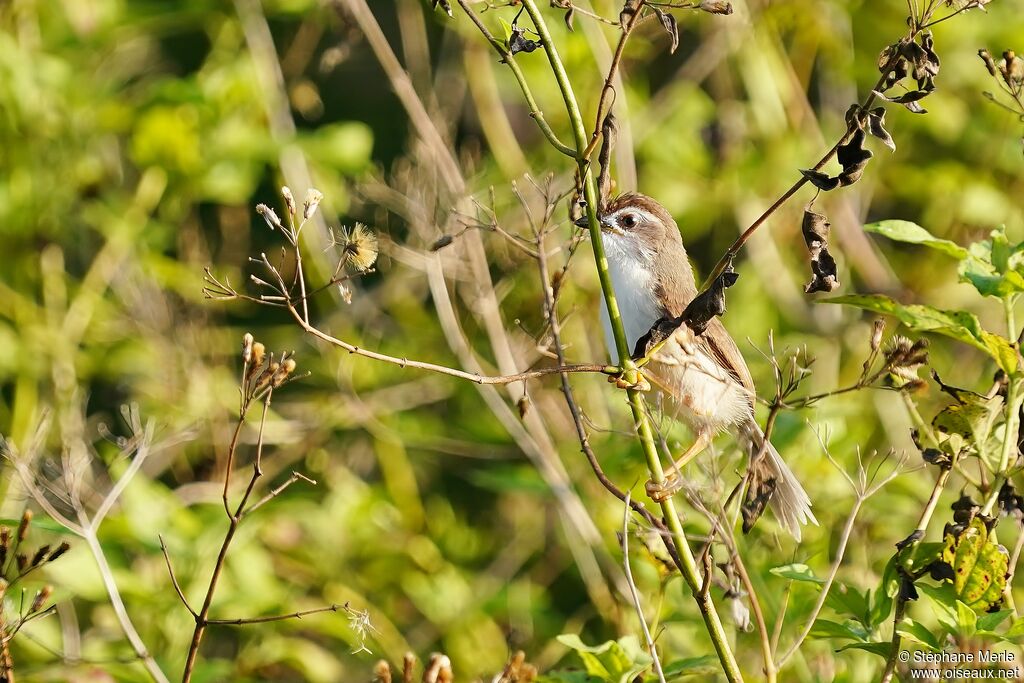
[373,650,537,683]
[883,335,929,391]
[1,509,71,679]
[241,332,299,405]
[979,48,1024,152]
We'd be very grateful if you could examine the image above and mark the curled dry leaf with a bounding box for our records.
[653,7,679,54]
[801,208,840,294]
[597,112,617,211]
[681,265,739,336]
[867,107,896,152]
[800,125,874,192]
[742,462,777,534]
[698,0,733,15]
[431,0,453,17]
[508,27,542,56]
[619,0,640,29]
[800,169,840,191]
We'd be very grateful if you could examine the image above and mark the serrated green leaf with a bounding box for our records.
[864,220,969,259]
[939,519,1009,612]
[661,656,720,679]
[823,294,1018,373]
[770,563,825,584]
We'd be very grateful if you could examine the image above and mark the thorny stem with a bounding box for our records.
[518,1,743,679]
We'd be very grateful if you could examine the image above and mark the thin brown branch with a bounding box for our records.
[287,302,617,383]
[207,603,341,625]
[246,471,317,515]
[159,535,197,618]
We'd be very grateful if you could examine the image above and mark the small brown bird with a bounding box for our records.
[578,192,817,540]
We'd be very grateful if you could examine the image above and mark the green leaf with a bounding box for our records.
[826,582,870,626]
[556,634,652,683]
[536,673,595,683]
[0,516,73,535]
[864,220,968,259]
[977,609,1014,633]
[498,17,514,43]
[896,618,942,651]
[769,563,825,584]
[824,294,1018,373]
[918,583,959,632]
[939,518,1009,612]
[956,600,978,637]
[809,619,870,641]
[661,656,721,679]
[836,641,893,658]
[958,229,1024,299]
[869,556,899,629]
[1003,617,1024,641]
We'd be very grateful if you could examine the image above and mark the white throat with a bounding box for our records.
[600,234,661,362]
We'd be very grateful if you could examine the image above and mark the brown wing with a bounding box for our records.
[695,318,755,397]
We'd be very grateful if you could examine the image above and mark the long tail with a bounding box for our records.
[740,421,817,541]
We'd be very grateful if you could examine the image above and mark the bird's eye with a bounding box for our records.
[621,213,637,229]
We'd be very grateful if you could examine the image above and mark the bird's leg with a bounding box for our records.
[645,432,711,502]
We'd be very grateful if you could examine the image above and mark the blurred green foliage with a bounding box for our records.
[1,0,1024,681]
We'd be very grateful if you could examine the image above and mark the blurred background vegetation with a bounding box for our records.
[1,0,1023,681]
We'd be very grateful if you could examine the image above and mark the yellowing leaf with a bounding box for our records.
[940,518,1009,612]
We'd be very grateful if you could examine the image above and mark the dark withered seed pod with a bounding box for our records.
[48,542,71,562]
[430,235,454,252]
[31,545,50,567]
[16,553,27,572]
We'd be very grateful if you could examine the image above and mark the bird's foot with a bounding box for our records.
[645,474,683,502]
[607,368,651,391]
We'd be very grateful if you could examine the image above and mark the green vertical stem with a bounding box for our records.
[518,2,743,680]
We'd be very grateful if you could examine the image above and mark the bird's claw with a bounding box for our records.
[607,369,650,391]
[645,474,683,502]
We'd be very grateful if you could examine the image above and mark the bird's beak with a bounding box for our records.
[574,214,619,234]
